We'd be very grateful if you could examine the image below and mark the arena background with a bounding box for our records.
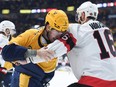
[0,0,116,87]
[0,0,116,34]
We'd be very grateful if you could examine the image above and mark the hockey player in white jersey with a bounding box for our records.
[46,1,116,87]
[0,20,16,68]
[0,20,16,87]
[67,1,116,87]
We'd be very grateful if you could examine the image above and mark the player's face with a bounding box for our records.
[5,28,10,37]
[75,12,85,24]
[48,28,63,42]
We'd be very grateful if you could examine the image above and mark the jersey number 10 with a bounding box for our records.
[93,29,116,59]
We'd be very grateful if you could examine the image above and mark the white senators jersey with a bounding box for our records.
[47,21,116,81]
[67,20,116,81]
[0,34,8,53]
[0,34,8,66]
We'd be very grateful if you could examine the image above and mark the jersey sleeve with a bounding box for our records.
[47,32,77,57]
[1,44,27,62]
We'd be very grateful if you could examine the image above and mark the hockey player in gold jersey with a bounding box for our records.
[1,10,76,87]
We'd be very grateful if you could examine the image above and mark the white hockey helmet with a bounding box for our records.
[0,20,16,36]
[76,1,98,23]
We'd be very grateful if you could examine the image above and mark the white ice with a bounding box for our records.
[49,66,78,87]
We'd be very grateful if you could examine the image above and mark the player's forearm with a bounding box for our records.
[1,43,54,64]
[1,44,27,62]
[1,44,37,62]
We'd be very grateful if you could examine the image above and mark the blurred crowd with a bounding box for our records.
[0,0,116,47]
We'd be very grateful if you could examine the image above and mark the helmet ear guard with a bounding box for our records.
[45,10,69,32]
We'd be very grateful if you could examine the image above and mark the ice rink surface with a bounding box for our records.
[49,66,78,87]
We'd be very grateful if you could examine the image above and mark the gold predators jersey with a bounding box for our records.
[9,27,57,73]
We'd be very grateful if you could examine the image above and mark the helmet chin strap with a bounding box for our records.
[43,29,51,43]
[47,31,51,42]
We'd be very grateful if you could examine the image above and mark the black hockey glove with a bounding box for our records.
[0,67,7,82]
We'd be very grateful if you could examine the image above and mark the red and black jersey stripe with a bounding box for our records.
[0,47,2,51]
[58,32,76,52]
